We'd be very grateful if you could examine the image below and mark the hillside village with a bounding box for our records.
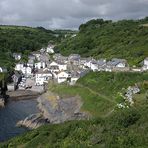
[0,44,148,92]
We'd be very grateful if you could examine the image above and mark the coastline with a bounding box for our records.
[7,90,43,101]
[16,90,90,129]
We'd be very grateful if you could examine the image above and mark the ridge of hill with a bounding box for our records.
[57,17,148,66]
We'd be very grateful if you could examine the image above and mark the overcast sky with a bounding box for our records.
[0,0,148,29]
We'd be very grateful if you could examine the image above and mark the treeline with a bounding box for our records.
[57,17,148,66]
[0,26,60,69]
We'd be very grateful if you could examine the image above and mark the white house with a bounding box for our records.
[112,58,127,68]
[35,62,46,69]
[58,62,67,71]
[98,59,106,71]
[32,51,41,61]
[46,45,55,54]
[84,59,99,71]
[57,71,69,83]
[21,67,32,77]
[90,63,99,72]
[70,77,79,85]
[142,58,148,71]
[40,48,46,53]
[35,69,52,86]
[13,53,22,61]
[15,63,24,71]
[49,61,60,72]
[106,58,127,72]
[27,55,36,67]
[69,72,80,85]
[0,67,7,73]
[68,54,81,65]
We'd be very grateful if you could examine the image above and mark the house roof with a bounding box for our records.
[69,54,81,60]
[32,51,41,55]
[50,61,58,66]
[98,59,106,66]
[36,69,52,74]
[107,58,126,67]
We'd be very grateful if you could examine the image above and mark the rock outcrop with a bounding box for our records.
[16,113,49,129]
[0,97,5,107]
[37,92,89,124]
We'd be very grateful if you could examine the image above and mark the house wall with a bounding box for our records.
[35,73,52,85]
[59,64,67,71]
[57,72,69,83]
[144,59,148,66]
[35,62,46,69]
[0,68,3,73]
[21,67,32,76]
[15,64,24,71]
[116,63,126,68]
[90,64,98,71]
[46,47,54,53]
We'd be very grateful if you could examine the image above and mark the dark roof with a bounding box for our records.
[107,58,126,67]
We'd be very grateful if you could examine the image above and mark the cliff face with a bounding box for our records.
[0,97,5,107]
[0,79,7,107]
[37,92,90,124]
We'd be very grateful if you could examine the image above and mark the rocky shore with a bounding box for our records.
[16,91,89,129]
[7,90,41,101]
[16,113,49,129]
[0,97,5,107]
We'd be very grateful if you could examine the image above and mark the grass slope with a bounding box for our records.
[50,72,148,117]
[1,72,148,148]
[57,18,148,66]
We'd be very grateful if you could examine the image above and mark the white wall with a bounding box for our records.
[144,59,148,66]
[15,64,24,71]
[35,73,52,85]
[116,63,126,68]
[59,64,67,71]
[57,72,69,83]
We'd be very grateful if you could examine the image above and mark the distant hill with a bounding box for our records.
[57,17,148,66]
[0,25,59,69]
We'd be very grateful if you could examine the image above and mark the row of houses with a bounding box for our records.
[53,54,148,72]
[13,46,148,88]
[12,44,55,61]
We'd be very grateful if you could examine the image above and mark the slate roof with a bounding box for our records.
[107,58,127,67]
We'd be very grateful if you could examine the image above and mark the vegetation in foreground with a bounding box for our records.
[57,17,148,66]
[1,72,148,148]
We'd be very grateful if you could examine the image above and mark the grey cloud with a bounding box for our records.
[0,0,148,29]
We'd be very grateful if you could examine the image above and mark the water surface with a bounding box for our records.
[0,99,39,142]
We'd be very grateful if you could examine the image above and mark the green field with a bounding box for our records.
[1,72,148,147]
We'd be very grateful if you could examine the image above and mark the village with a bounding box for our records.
[0,44,148,92]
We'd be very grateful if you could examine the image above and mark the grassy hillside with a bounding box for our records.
[1,72,148,147]
[50,72,148,117]
[0,25,59,69]
[57,17,148,66]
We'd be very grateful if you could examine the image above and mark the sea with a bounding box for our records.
[0,99,39,142]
